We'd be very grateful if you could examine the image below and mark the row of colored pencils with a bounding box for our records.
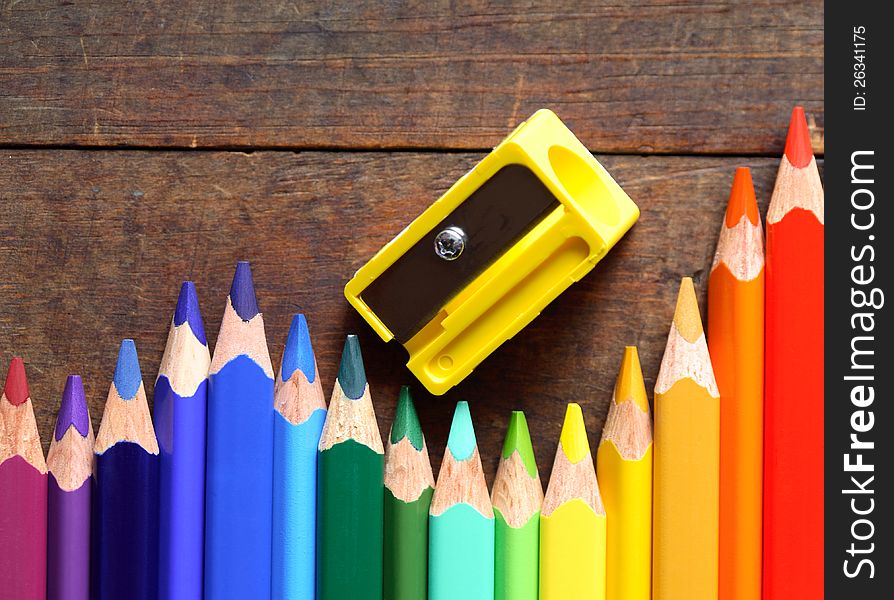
[0,107,822,600]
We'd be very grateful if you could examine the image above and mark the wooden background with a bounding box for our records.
[0,1,823,482]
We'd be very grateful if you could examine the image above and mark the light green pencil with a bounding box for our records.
[492,411,542,600]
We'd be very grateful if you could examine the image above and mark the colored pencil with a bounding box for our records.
[539,403,606,600]
[205,261,275,599]
[0,357,48,599]
[316,335,385,600]
[492,411,542,600]
[273,314,327,599]
[596,346,652,600]
[384,386,435,600]
[653,277,720,599]
[92,339,160,600]
[429,401,495,600]
[155,281,211,600]
[763,106,824,599]
[708,168,764,600]
[47,375,94,600]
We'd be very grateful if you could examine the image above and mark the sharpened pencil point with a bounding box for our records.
[559,403,590,464]
[337,334,367,400]
[56,375,90,440]
[391,386,424,450]
[501,411,537,477]
[281,314,316,383]
[174,281,207,345]
[112,339,143,400]
[725,167,759,227]
[615,346,649,412]
[784,106,813,168]
[230,261,260,321]
[672,277,704,342]
[3,356,29,406]
[446,401,477,461]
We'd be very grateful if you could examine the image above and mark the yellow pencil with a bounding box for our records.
[653,277,720,599]
[596,346,652,600]
[540,403,606,600]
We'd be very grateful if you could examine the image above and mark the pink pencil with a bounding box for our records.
[0,357,48,599]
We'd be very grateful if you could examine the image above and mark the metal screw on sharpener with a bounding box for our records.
[434,226,466,261]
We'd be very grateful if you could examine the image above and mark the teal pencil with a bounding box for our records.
[429,401,495,600]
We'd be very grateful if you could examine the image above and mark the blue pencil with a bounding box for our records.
[273,314,327,599]
[155,281,211,600]
[204,261,275,599]
[92,340,160,600]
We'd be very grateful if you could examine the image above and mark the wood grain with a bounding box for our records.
[0,150,821,480]
[0,0,823,153]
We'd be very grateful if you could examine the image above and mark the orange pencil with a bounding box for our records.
[763,107,824,599]
[708,168,764,600]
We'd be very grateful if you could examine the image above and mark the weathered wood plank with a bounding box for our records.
[1,0,823,153]
[0,150,818,479]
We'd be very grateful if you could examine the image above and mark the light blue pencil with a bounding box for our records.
[273,314,327,598]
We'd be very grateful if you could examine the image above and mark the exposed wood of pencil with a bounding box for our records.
[385,436,435,503]
[600,398,652,461]
[491,451,543,527]
[541,445,603,517]
[209,297,274,378]
[709,167,764,600]
[763,106,824,599]
[157,317,212,398]
[275,358,326,425]
[653,277,720,600]
[430,446,493,518]
[0,392,47,472]
[318,379,384,453]
[47,422,95,491]
[94,382,159,454]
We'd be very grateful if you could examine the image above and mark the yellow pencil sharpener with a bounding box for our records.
[345,109,639,395]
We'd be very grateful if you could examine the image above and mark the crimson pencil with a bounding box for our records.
[0,357,48,599]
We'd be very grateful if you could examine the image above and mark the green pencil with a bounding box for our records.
[384,386,435,600]
[492,411,543,600]
[316,335,384,600]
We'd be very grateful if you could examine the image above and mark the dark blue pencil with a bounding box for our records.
[155,282,211,600]
[205,262,275,598]
[92,340,159,600]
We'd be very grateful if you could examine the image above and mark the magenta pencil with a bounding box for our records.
[47,375,95,600]
[0,357,48,599]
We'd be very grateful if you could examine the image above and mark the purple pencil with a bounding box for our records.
[47,375,95,600]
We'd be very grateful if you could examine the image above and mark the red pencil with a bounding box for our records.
[763,107,824,599]
[0,357,48,599]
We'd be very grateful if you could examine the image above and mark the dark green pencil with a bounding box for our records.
[316,335,384,600]
[384,386,435,600]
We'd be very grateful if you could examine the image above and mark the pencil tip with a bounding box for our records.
[229,261,260,321]
[446,400,476,461]
[391,386,424,450]
[3,357,30,406]
[112,339,143,400]
[784,106,813,168]
[502,410,537,477]
[615,347,649,412]
[56,375,90,440]
[281,314,316,383]
[337,334,367,400]
[559,403,590,463]
[672,277,704,342]
[725,167,759,226]
[174,281,207,345]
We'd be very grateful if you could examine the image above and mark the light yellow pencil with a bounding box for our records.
[597,346,652,600]
[540,403,606,600]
